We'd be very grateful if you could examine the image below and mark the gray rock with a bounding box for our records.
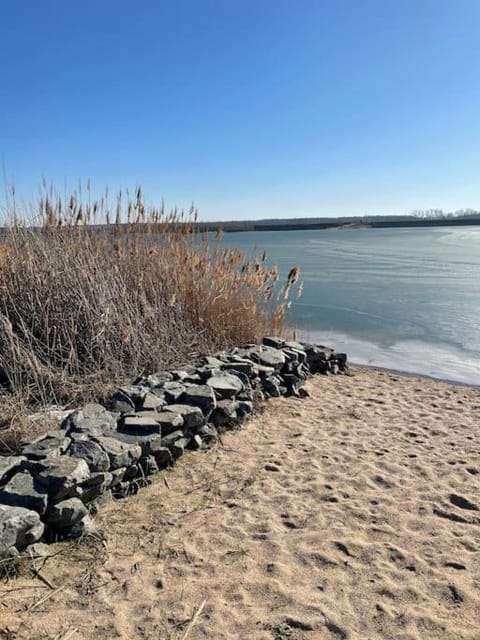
[26,542,52,558]
[109,467,126,485]
[197,423,218,444]
[220,360,255,375]
[180,384,216,414]
[171,437,190,459]
[70,513,95,537]
[237,400,253,418]
[112,431,165,456]
[0,505,44,558]
[0,471,48,514]
[111,481,131,499]
[250,345,286,371]
[163,404,204,429]
[141,392,166,411]
[132,411,184,435]
[163,381,187,403]
[70,439,110,472]
[48,498,88,529]
[80,472,112,501]
[93,436,141,470]
[207,372,243,399]
[31,456,90,502]
[262,336,285,349]
[139,455,159,476]
[204,356,224,368]
[161,430,185,448]
[64,403,118,438]
[283,340,307,353]
[0,456,27,485]
[154,447,173,468]
[21,431,70,460]
[124,464,139,479]
[211,399,239,427]
[119,414,162,435]
[109,389,135,413]
[191,435,203,449]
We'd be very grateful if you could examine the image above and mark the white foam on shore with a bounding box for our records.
[303,330,480,386]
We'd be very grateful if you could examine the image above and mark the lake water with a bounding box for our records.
[222,226,480,385]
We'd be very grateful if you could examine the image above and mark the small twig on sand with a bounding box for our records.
[181,599,207,640]
[164,477,171,489]
[54,626,78,640]
[24,584,65,613]
[30,567,56,590]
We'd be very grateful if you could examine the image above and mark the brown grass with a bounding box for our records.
[0,184,300,413]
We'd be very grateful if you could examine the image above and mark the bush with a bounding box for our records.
[0,185,300,409]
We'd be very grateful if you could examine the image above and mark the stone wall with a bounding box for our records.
[0,338,347,558]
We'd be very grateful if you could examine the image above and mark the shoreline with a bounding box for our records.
[351,362,480,390]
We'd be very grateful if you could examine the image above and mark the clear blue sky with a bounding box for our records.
[1,0,480,220]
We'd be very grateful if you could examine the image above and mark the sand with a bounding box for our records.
[1,367,479,639]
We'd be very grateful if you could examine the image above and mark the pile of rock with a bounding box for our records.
[0,338,346,558]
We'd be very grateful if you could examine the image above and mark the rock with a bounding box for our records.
[220,360,255,375]
[262,336,285,349]
[31,456,90,502]
[114,385,149,409]
[108,389,135,413]
[163,382,187,403]
[119,414,162,435]
[197,423,218,444]
[124,464,139,479]
[70,439,110,472]
[111,481,131,499]
[0,505,44,557]
[163,404,204,430]
[180,384,216,414]
[48,498,88,529]
[204,356,224,368]
[112,431,165,456]
[138,455,159,476]
[250,345,286,371]
[109,467,126,485]
[191,435,203,449]
[0,471,48,514]
[93,436,141,470]
[211,399,238,427]
[171,437,190,459]
[283,340,307,353]
[141,392,166,411]
[0,456,27,485]
[21,431,70,460]
[161,430,185,448]
[80,472,112,501]
[206,372,243,399]
[237,400,253,418]
[155,447,173,468]
[64,403,118,438]
[262,376,281,398]
[70,513,96,537]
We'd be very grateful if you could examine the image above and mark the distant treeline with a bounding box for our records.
[2,213,480,237]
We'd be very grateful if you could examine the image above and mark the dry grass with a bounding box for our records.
[0,184,300,416]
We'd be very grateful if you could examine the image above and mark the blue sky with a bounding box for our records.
[1,0,480,220]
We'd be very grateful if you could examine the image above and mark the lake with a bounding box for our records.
[221,226,480,385]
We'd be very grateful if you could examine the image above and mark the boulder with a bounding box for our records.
[63,403,118,438]
[171,437,191,459]
[112,431,165,456]
[0,505,44,557]
[163,382,187,403]
[108,389,135,413]
[163,404,204,429]
[211,400,238,427]
[138,455,159,476]
[141,392,166,411]
[70,439,110,472]
[119,414,162,435]
[93,436,141,470]
[220,360,255,375]
[135,371,173,387]
[48,498,88,529]
[70,513,96,537]
[206,372,243,399]
[0,471,48,514]
[21,431,70,460]
[249,346,286,371]
[237,400,253,418]
[180,384,216,414]
[262,336,285,349]
[79,472,112,502]
[154,447,173,468]
[0,456,27,485]
[197,423,218,444]
[31,456,90,502]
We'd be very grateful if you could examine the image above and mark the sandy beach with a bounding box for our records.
[1,367,479,640]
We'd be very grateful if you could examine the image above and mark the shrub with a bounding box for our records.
[0,185,300,409]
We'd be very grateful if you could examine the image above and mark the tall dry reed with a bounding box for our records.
[0,185,300,409]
